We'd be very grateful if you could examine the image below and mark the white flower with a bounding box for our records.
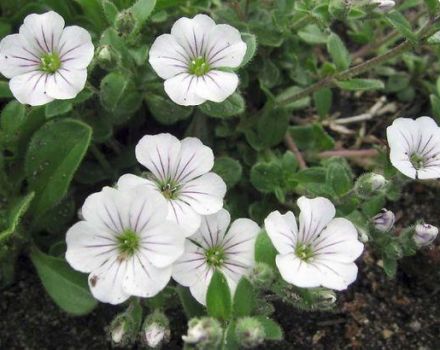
[0,11,94,106]
[264,196,364,290]
[414,223,438,247]
[118,133,227,236]
[371,0,396,11]
[65,185,185,305]
[387,117,440,179]
[148,14,247,106]
[172,209,260,305]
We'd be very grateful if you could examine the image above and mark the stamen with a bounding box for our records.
[117,229,140,259]
[40,52,61,73]
[205,246,225,267]
[295,242,314,262]
[188,56,210,76]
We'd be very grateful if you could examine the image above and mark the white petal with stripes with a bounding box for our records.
[148,14,246,106]
[0,11,94,106]
[264,196,364,291]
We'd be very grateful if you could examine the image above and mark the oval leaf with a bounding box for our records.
[206,270,232,320]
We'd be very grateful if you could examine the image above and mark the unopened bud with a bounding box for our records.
[96,45,119,70]
[315,289,337,308]
[373,208,395,232]
[109,300,142,346]
[249,262,274,289]
[115,9,136,37]
[355,173,387,199]
[141,311,170,349]
[235,317,265,348]
[182,317,223,350]
[371,0,395,11]
[414,223,438,247]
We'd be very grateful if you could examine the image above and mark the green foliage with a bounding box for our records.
[199,93,245,118]
[232,278,256,318]
[206,270,232,321]
[30,248,97,315]
[25,119,92,219]
[255,230,277,269]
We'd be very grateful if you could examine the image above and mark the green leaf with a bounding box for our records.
[386,11,417,43]
[100,72,142,124]
[1,100,26,133]
[326,162,353,196]
[361,194,386,216]
[0,193,34,243]
[45,100,73,118]
[146,94,193,125]
[327,33,351,71]
[288,124,335,151]
[313,88,332,119]
[298,24,328,44]
[276,86,311,111]
[30,248,97,315]
[430,94,440,122]
[250,162,283,194]
[335,79,384,91]
[206,270,232,320]
[101,0,119,24]
[74,0,107,32]
[382,256,397,278]
[424,0,440,15]
[131,0,157,25]
[233,277,256,317]
[199,93,245,118]
[224,321,239,350]
[240,33,257,67]
[176,285,205,318]
[0,81,12,98]
[255,230,277,269]
[213,157,242,189]
[255,316,283,340]
[25,119,92,218]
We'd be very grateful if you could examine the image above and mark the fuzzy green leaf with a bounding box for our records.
[206,270,232,320]
[233,277,256,317]
[255,230,277,269]
[327,33,351,70]
[199,93,245,118]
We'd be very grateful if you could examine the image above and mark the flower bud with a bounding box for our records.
[235,317,265,348]
[141,311,170,349]
[373,208,395,232]
[354,173,387,199]
[96,45,119,70]
[249,262,274,289]
[108,300,142,346]
[182,317,223,350]
[315,289,337,309]
[414,223,438,247]
[371,0,396,11]
[115,9,136,37]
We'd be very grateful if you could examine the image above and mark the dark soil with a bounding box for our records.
[1,184,439,350]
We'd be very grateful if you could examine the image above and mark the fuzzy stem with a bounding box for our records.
[284,133,307,169]
[318,149,379,158]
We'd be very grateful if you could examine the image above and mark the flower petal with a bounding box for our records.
[264,210,297,255]
[81,186,130,234]
[314,259,359,290]
[167,199,201,237]
[148,34,189,80]
[297,196,336,244]
[58,26,94,70]
[206,24,247,68]
[312,218,364,263]
[45,68,87,100]
[9,71,54,106]
[19,11,65,55]
[123,256,172,298]
[173,137,214,183]
[188,269,214,305]
[196,209,231,248]
[276,253,322,288]
[164,73,206,106]
[171,15,216,58]
[65,221,118,273]
[88,256,131,304]
[117,173,157,192]
[179,172,226,215]
[195,70,239,103]
[223,218,259,265]
[0,34,40,79]
[140,221,185,268]
[172,240,207,287]
[135,133,181,181]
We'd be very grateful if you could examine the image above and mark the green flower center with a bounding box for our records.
[295,242,314,262]
[40,52,61,74]
[205,246,225,267]
[188,56,210,76]
[117,229,140,258]
[159,181,180,200]
[410,153,425,170]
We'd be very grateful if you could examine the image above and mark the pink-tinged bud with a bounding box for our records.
[373,209,395,232]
